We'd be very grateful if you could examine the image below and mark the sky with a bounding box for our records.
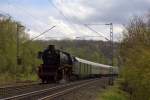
[0,0,150,41]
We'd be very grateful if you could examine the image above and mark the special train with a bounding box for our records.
[37,45,118,83]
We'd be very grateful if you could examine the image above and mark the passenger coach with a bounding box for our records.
[73,57,118,78]
[37,45,118,83]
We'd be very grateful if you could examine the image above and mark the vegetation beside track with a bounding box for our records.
[97,80,129,100]
[98,13,150,100]
[118,15,150,100]
[0,14,115,85]
[0,15,42,85]
[98,87,128,100]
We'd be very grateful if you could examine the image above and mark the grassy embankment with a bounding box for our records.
[97,80,129,100]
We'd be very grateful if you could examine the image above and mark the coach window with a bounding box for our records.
[85,64,87,74]
[86,64,88,74]
[81,63,84,75]
[90,65,92,75]
[79,62,81,75]
[87,64,88,75]
[84,64,86,75]
[86,64,89,74]
[83,63,85,74]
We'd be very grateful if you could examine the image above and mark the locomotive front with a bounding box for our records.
[38,45,73,83]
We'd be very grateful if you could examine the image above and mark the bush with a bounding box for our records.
[97,85,129,100]
[119,15,150,100]
[0,14,42,83]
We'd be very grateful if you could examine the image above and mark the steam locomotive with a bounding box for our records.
[37,45,118,83]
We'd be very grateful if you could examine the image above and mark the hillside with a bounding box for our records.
[37,40,119,65]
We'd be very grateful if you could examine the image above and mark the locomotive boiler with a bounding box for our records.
[37,45,118,84]
[38,45,74,83]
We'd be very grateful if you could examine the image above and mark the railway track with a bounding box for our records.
[0,81,38,88]
[39,79,99,100]
[0,82,57,99]
[0,78,99,100]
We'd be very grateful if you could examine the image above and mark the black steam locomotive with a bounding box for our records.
[38,45,74,83]
[38,45,118,83]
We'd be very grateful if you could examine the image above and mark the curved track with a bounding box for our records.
[0,79,99,100]
[0,83,57,99]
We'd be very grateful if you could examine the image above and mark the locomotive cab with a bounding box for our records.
[37,45,73,83]
[37,45,60,83]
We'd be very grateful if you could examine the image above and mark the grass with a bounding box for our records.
[0,72,38,86]
[0,72,16,85]
[97,85,129,100]
[17,73,38,81]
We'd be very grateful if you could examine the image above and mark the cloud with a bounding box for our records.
[0,0,150,41]
[53,0,95,21]
[79,0,150,24]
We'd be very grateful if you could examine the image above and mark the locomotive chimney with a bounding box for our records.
[48,45,55,51]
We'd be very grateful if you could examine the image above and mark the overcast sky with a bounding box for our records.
[0,0,150,41]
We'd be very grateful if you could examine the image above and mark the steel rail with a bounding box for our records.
[0,83,57,99]
[0,82,38,89]
[1,79,98,100]
[39,79,98,100]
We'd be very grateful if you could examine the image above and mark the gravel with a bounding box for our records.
[51,77,110,100]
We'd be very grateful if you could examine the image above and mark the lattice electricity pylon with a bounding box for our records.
[84,23,114,66]
[110,23,114,66]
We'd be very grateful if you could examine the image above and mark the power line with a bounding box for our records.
[85,23,110,26]
[47,0,80,35]
[5,0,58,41]
[48,1,70,23]
[86,23,114,66]
[30,26,56,41]
[47,1,109,40]
[22,26,56,44]
[76,35,103,38]
[6,1,49,27]
[84,24,109,41]
[5,0,53,38]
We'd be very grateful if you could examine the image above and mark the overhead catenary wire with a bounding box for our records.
[29,26,56,41]
[6,1,49,28]
[75,35,104,38]
[4,0,60,42]
[4,0,111,41]
[47,0,110,41]
[47,0,80,36]
[5,0,55,36]
[48,0,70,24]
[22,26,56,44]
[84,24,109,41]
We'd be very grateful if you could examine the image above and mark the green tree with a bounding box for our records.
[119,16,150,100]
[0,14,42,84]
